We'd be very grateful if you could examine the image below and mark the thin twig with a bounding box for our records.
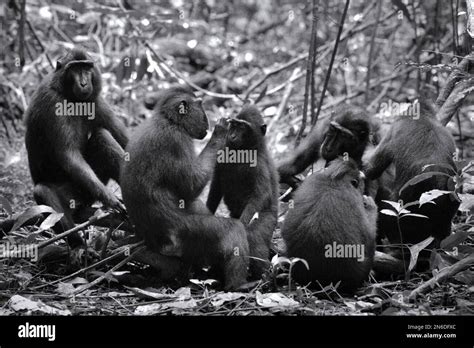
[73,246,145,295]
[295,0,318,147]
[37,211,113,249]
[290,66,414,125]
[238,7,312,44]
[243,52,308,101]
[367,81,391,111]
[146,42,237,99]
[100,227,114,259]
[410,0,421,94]
[29,243,143,291]
[408,254,474,300]
[309,1,319,126]
[18,0,26,67]
[267,69,298,134]
[455,111,464,157]
[10,0,53,68]
[244,2,392,101]
[312,0,351,127]
[364,0,382,104]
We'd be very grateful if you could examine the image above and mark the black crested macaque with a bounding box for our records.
[278,108,391,245]
[24,47,128,247]
[282,159,377,293]
[121,86,249,290]
[278,108,378,188]
[364,106,459,245]
[206,104,278,279]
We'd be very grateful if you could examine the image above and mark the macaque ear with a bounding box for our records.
[55,60,62,71]
[260,124,267,136]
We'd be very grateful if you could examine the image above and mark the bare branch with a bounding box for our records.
[296,0,319,147]
[439,78,474,126]
[408,254,474,300]
[312,0,351,127]
[435,53,473,109]
[364,0,383,104]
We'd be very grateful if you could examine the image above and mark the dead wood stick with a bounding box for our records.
[408,254,474,301]
[30,242,143,291]
[73,246,145,295]
[435,53,473,109]
[37,211,112,249]
[439,78,474,126]
[243,6,396,100]
[267,69,297,134]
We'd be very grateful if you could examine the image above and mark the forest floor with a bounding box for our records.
[0,126,473,316]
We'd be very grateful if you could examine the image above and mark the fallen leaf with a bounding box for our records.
[211,292,245,307]
[9,295,71,315]
[255,291,299,308]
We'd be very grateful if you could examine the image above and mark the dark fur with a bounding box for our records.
[278,108,376,187]
[364,110,459,245]
[24,47,128,246]
[206,104,279,279]
[121,87,249,290]
[282,159,377,292]
[320,111,372,165]
[277,108,391,244]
